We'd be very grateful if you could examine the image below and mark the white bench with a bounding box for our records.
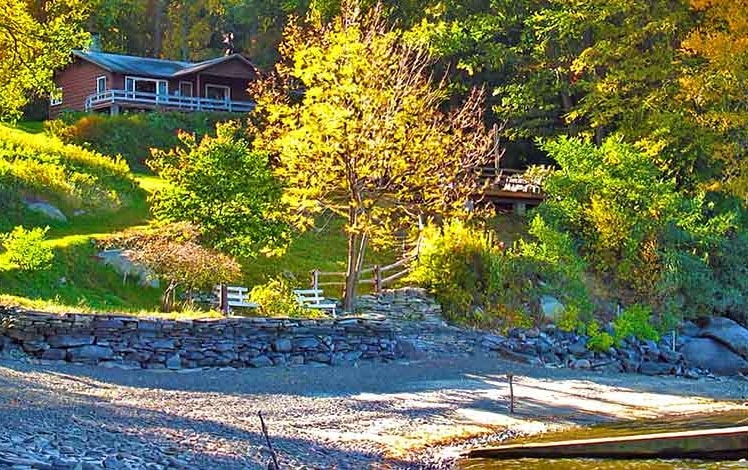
[293,289,337,316]
[213,285,259,311]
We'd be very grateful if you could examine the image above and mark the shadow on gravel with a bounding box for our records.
[0,358,745,469]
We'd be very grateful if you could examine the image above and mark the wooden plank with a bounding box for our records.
[466,426,748,460]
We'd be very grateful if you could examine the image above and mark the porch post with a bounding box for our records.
[196,73,201,111]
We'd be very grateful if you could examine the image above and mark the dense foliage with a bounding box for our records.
[0,0,89,118]
[537,137,748,323]
[46,112,232,170]
[249,276,326,318]
[149,122,289,259]
[0,124,138,230]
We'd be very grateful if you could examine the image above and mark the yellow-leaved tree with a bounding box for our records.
[253,2,496,311]
[0,0,89,118]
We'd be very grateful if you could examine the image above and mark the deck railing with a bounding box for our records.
[84,89,255,113]
[479,167,544,196]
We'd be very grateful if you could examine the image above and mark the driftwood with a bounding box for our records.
[258,411,281,470]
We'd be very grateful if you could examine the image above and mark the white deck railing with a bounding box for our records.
[84,89,255,113]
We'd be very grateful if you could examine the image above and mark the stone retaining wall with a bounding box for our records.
[0,307,399,370]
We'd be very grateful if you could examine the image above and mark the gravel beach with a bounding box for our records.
[1,355,746,469]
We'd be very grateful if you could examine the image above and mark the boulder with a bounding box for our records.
[540,296,564,322]
[165,353,182,370]
[97,249,158,288]
[23,200,67,222]
[680,337,748,376]
[698,317,748,359]
[249,355,273,368]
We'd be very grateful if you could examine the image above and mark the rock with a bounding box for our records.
[40,348,67,360]
[698,317,748,359]
[97,248,159,288]
[571,359,591,369]
[165,354,181,370]
[47,335,94,348]
[67,345,114,362]
[272,338,292,353]
[681,337,748,376]
[540,295,565,322]
[23,199,67,222]
[293,338,319,350]
[567,339,588,357]
[249,355,273,368]
[679,320,701,338]
[639,361,674,376]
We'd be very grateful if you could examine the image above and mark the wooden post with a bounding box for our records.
[310,269,319,290]
[373,265,381,294]
[508,374,515,414]
[220,283,229,316]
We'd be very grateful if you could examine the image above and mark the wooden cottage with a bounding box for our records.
[50,50,258,117]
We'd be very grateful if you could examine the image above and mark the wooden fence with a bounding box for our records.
[310,254,416,294]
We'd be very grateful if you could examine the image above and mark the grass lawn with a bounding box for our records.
[13,120,45,134]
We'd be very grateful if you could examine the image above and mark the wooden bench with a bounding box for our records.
[293,289,337,316]
[213,285,259,311]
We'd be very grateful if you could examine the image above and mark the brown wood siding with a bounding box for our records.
[199,75,252,101]
[50,59,112,117]
[199,60,257,79]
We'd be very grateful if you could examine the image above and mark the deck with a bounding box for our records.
[84,90,255,113]
[479,167,545,208]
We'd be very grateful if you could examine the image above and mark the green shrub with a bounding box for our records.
[613,304,660,344]
[408,220,508,327]
[538,135,748,323]
[46,112,234,170]
[249,276,327,318]
[1,226,54,271]
[586,320,615,352]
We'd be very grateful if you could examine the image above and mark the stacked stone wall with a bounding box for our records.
[0,307,398,369]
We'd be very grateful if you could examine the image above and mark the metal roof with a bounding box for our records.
[173,54,257,77]
[73,50,257,79]
[73,50,192,78]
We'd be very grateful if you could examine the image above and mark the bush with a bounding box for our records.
[249,276,327,318]
[586,320,615,352]
[102,223,242,312]
[409,218,593,331]
[148,122,290,258]
[46,112,234,170]
[1,226,54,271]
[613,304,660,344]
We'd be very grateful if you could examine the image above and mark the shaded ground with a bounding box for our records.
[0,355,746,469]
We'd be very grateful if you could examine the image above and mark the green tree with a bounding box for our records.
[149,122,290,259]
[254,2,495,311]
[0,0,89,118]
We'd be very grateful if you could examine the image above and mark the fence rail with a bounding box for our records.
[84,89,256,113]
[311,253,416,294]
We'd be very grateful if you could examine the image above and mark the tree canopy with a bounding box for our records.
[0,0,89,118]
[253,3,495,310]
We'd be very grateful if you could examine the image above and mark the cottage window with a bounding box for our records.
[96,76,107,94]
[179,81,193,97]
[205,84,230,102]
[125,76,168,96]
[50,88,62,106]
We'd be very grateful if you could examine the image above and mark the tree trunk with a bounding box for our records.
[161,279,177,312]
[343,231,358,313]
[153,0,165,57]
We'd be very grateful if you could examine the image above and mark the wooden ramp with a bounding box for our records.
[466,426,748,460]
